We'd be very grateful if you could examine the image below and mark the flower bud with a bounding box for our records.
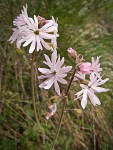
[79,62,92,74]
[67,48,77,60]
[37,16,46,28]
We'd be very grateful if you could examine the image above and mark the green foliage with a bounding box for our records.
[0,0,113,149]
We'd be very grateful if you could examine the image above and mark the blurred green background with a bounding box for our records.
[0,0,113,149]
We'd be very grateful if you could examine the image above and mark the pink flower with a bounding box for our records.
[79,56,102,76]
[38,50,72,95]
[79,62,92,74]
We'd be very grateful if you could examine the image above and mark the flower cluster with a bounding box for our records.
[9,4,59,53]
[9,5,109,119]
[73,53,109,109]
[79,56,102,76]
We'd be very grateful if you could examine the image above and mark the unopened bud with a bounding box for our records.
[67,48,77,60]
[37,16,46,28]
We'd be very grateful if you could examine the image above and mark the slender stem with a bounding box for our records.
[31,52,38,123]
[51,68,77,150]
[65,68,77,95]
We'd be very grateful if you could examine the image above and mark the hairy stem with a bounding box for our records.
[31,52,38,123]
[52,68,77,150]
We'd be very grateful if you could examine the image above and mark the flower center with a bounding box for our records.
[53,70,57,75]
[34,30,39,35]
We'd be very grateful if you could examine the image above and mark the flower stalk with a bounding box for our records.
[31,51,38,123]
[51,68,77,150]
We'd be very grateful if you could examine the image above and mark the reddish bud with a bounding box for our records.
[67,48,77,60]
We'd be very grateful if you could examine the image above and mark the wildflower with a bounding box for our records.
[75,73,109,109]
[9,5,29,48]
[38,50,72,95]
[9,28,26,49]
[18,15,59,53]
[9,5,59,53]
[48,16,58,51]
[90,56,102,75]
[79,56,102,76]
[13,4,29,27]
[79,62,92,74]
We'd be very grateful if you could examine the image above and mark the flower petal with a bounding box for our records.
[23,36,33,47]
[57,77,67,84]
[38,68,52,74]
[96,78,109,86]
[44,76,55,89]
[59,66,72,74]
[29,38,35,53]
[92,86,109,93]
[55,57,64,70]
[76,89,84,97]
[34,15,38,29]
[36,36,42,51]
[40,38,51,50]
[54,81,60,95]
[88,91,101,106]
[39,81,46,88]
[40,32,56,39]
[81,89,88,109]
[40,22,53,31]
[52,50,57,66]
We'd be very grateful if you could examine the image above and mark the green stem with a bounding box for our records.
[51,68,77,150]
[31,52,38,123]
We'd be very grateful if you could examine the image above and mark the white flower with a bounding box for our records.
[46,16,58,51]
[46,16,58,31]
[18,15,59,53]
[76,73,109,109]
[38,50,72,95]
[90,56,102,75]
[9,5,29,48]
[13,4,29,27]
[9,27,27,49]
[9,5,59,53]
